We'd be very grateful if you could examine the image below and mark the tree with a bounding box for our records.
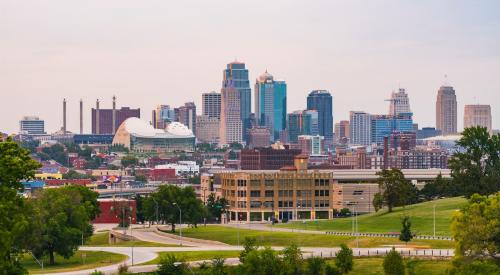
[399,216,413,245]
[451,194,500,262]
[306,257,326,275]
[372,193,383,212]
[210,256,226,275]
[339,208,351,217]
[376,168,418,212]
[281,244,303,275]
[39,143,69,166]
[383,248,405,275]
[135,174,147,182]
[0,137,41,274]
[420,173,460,200]
[121,155,138,168]
[449,126,500,198]
[29,187,95,265]
[240,247,282,275]
[239,237,258,263]
[157,254,189,275]
[335,244,353,274]
[325,265,342,275]
[206,194,228,223]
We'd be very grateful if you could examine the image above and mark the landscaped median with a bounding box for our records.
[21,250,126,274]
[172,225,454,248]
[85,231,179,247]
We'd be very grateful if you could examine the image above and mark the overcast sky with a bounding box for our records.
[1,0,499,134]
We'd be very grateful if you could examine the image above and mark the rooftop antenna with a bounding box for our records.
[444,74,448,86]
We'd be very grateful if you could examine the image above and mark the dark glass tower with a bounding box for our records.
[307,90,333,146]
[222,61,251,143]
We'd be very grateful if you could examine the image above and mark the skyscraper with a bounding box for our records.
[370,114,414,146]
[202,92,221,119]
[222,61,251,142]
[436,86,457,135]
[255,70,287,141]
[19,116,45,135]
[349,111,371,146]
[307,90,333,146]
[287,110,319,143]
[464,104,492,133]
[388,88,411,116]
[177,102,197,134]
[153,105,176,129]
[335,120,350,144]
[220,85,243,145]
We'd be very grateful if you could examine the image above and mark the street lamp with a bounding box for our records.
[151,196,159,227]
[172,203,183,246]
[433,203,436,238]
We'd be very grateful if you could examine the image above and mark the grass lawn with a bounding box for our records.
[85,232,178,247]
[333,257,452,275]
[176,226,453,248]
[277,197,466,236]
[142,250,242,265]
[22,251,126,274]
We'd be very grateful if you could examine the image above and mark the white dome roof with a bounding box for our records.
[166,122,194,137]
[119,118,194,138]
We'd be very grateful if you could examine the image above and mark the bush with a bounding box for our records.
[383,248,405,275]
[157,254,189,275]
[90,271,104,275]
[335,244,353,274]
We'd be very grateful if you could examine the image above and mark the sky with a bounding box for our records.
[1,0,500,134]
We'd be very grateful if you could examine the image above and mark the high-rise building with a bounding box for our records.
[416,127,442,139]
[370,114,414,146]
[335,120,350,144]
[307,90,333,147]
[153,105,176,129]
[92,105,140,135]
[388,88,411,116]
[287,110,319,143]
[196,115,220,144]
[202,92,221,119]
[436,86,457,135]
[247,127,271,149]
[254,71,287,141]
[220,85,243,145]
[464,104,492,132]
[177,102,196,134]
[222,61,251,142]
[298,135,325,156]
[19,116,45,135]
[349,111,371,146]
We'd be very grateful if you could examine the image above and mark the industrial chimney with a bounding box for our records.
[112,95,116,134]
[63,98,67,133]
[79,99,83,134]
[96,99,100,134]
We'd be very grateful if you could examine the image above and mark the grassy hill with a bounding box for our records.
[276,197,467,236]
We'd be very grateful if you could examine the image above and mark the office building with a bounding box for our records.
[287,110,319,143]
[436,86,457,135]
[247,127,272,149]
[177,102,197,134]
[202,92,221,119]
[464,104,492,133]
[195,115,220,144]
[220,84,243,145]
[417,127,442,139]
[371,114,414,146]
[307,90,333,146]
[349,111,371,146]
[222,61,251,142]
[335,120,350,144]
[298,135,325,156]
[153,105,176,129]
[112,117,195,153]
[388,88,411,116]
[255,71,287,141]
[19,116,45,135]
[240,146,301,170]
[389,131,417,151]
[92,99,140,135]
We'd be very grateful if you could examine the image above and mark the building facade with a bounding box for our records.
[436,86,457,135]
[19,116,45,135]
[220,85,243,145]
[349,111,371,146]
[240,147,301,170]
[195,115,220,144]
[464,104,492,133]
[247,127,272,149]
[153,105,176,129]
[177,102,197,134]
[288,110,319,143]
[388,88,411,116]
[370,114,414,146]
[255,71,287,141]
[298,135,325,156]
[307,90,333,146]
[92,107,140,135]
[335,120,350,144]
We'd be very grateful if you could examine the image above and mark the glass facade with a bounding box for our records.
[371,114,414,145]
[287,110,318,143]
[223,62,251,142]
[307,90,333,146]
[255,72,287,141]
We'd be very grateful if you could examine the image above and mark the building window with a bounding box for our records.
[265,190,274,197]
[250,190,261,197]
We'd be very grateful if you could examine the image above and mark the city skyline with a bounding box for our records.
[1,1,500,134]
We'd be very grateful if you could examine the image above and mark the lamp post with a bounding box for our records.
[433,203,436,238]
[151,196,159,227]
[172,203,182,246]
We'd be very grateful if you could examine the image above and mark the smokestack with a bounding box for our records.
[79,99,83,134]
[96,99,100,134]
[63,98,67,133]
[112,95,116,134]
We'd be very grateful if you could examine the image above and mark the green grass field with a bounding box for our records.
[85,232,178,247]
[142,250,242,265]
[277,197,466,236]
[176,226,453,248]
[340,257,452,275]
[22,251,126,274]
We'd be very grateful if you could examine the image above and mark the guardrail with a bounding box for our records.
[325,231,453,241]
